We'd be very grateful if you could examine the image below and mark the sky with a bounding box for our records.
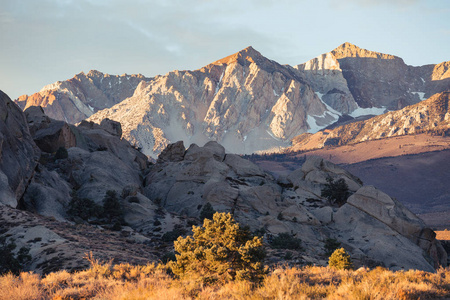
[1,0,449,100]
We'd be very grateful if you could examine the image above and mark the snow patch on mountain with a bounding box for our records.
[350,106,387,118]
[411,92,426,101]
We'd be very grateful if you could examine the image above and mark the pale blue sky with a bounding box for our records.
[1,0,449,100]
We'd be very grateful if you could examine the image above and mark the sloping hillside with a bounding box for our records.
[344,150,450,215]
[289,92,450,152]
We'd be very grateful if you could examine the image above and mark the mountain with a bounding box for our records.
[14,43,450,157]
[15,70,151,124]
[288,91,450,152]
[87,46,338,157]
[296,42,450,113]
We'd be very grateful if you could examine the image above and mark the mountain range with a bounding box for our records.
[15,43,450,157]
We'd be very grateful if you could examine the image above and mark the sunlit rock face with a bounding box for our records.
[295,51,358,115]
[87,47,338,157]
[295,42,450,113]
[15,70,151,124]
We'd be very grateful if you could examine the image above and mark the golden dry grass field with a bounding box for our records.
[1,259,449,300]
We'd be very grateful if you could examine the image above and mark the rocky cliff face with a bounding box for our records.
[0,90,40,207]
[295,42,450,113]
[87,47,339,157]
[15,70,151,124]
[290,92,450,151]
[295,51,359,114]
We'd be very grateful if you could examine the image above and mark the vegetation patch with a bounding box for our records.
[269,232,302,250]
[324,238,341,256]
[321,177,351,206]
[161,226,187,242]
[170,212,267,284]
[199,202,216,222]
[67,196,101,221]
[328,247,353,270]
[0,237,31,275]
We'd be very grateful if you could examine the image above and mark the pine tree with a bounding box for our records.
[321,177,351,206]
[199,202,216,221]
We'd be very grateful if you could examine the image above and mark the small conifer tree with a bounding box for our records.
[328,247,353,270]
[102,190,124,225]
[199,202,216,221]
[55,146,68,160]
[321,177,350,206]
[171,212,267,284]
[67,196,101,221]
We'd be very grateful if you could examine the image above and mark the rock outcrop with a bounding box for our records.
[15,70,151,124]
[336,186,447,270]
[0,90,40,207]
[17,105,151,221]
[144,142,446,271]
[25,106,77,153]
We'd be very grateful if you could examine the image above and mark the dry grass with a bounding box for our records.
[0,260,449,300]
[436,230,450,241]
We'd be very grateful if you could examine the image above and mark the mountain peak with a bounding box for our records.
[332,42,397,60]
[212,46,266,66]
[86,70,105,77]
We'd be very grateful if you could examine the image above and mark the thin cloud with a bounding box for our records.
[126,20,159,41]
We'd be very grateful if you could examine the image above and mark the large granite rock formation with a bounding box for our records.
[18,106,151,221]
[144,141,446,271]
[0,90,40,207]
